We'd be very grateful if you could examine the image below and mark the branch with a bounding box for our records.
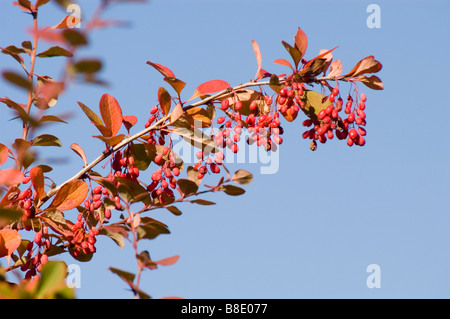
[36,73,346,208]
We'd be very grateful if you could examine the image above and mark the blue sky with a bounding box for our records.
[1,0,450,299]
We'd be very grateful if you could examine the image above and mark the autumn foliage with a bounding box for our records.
[0,0,383,299]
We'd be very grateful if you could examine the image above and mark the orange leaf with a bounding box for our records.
[99,94,123,137]
[157,87,171,116]
[30,166,46,200]
[49,15,82,30]
[0,168,24,186]
[0,229,21,258]
[187,79,230,102]
[146,61,175,78]
[70,143,88,167]
[252,40,262,81]
[294,27,308,59]
[0,144,9,167]
[273,58,293,69]
[48,179,88,211]
[154,255,179,266]
[169,103,184,124]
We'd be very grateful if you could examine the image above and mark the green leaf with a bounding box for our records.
[109,267,135,283]
[36,0,51,8]
[73,59,102,74]
[37,46,73,58]
[189,199,216,205]
[99,226,126,249]
[281,40,302,69]
[35,261,71,299]
[77,101,103,126]
[299,90,333,120]
[130,143,151,171]
[0,208,24,227]
[269,74,283,94]
[115,176,151,205]
[42,209,66,225]
[2,71,32,91]
[171,127,218,154]
[176,178,199,196]
[166,206,182,216]
[231,169,253,185]
[32,134,62,147]
[220,184,246,196]
[136,223,170,241]
[39,115,68,124]
[62,29,88,47]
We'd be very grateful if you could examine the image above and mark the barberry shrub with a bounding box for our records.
[0,0,383,298]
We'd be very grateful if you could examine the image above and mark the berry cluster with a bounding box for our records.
[215,94,284,153]
[112,151,140,182]
[83,185,114,220]
[146,148,181,205]
[300,85,368,150]
[145,105,170,145]
[68,212,99,258]
[17,181,36,224]
[192,150,224,179]
[20,227,50,279]
[276,81,304,118]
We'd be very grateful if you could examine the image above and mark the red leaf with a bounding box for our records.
[0,169,24,186]
[327,60,343,78]
[70,143,88,167]
[146,61,175,78]
[28,28,65,44]
[30,166,46,200]
[273,58,294,69]
[188,79,230,102]
[99,94,123,137]
[294,27,308,59]
[0,144,10,167]
[252,40,262,81]
[154,255,180,266]
[0,229,21,258]
[48,179,89,211]
[122,115,138,131]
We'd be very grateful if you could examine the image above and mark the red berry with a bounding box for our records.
[150,106,158,114]
[155,154,163,164]
[217,116,225,124]
[249,100,258,111]
[235,100,242,110]
[231,143,239,153]
[347,137,354,147]
[332,87,339,96]
[221,99,229,111]
[361,93,367,102]
[348,128,359,140]
[34,232,42,245]
[358,127,367,136]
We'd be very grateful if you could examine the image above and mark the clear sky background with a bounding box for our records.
[1,0,450,299]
